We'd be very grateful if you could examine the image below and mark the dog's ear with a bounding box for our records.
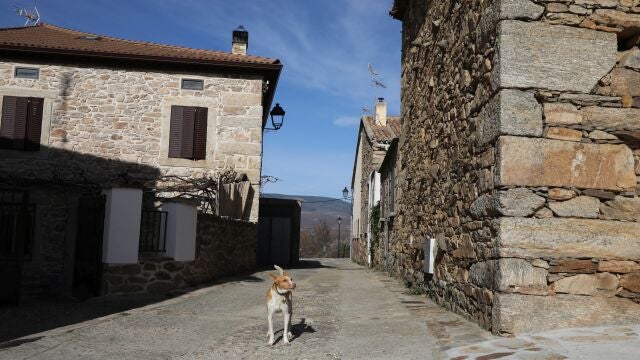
[274,265,284,276]
[283,271,290,277]
[268,273,278,280]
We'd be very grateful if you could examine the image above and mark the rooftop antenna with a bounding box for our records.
[15,6,40,26]
[368,62,386,88]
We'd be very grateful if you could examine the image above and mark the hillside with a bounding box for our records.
[261,193,351,231]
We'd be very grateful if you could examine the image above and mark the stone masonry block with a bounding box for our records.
[548,196,601,218]
[476,89,543,146]
[478,0,544,47]
[492,21,617,92]
[496,136,636,191]
[470,258,547,292]
[469,188,544,218]
[217,142,262,156]
[546,104,640,131]
[496,217,640,260]
[492,293,640,335]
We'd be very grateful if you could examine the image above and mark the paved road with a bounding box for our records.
[0,259,443,360]
[3,259,639,360]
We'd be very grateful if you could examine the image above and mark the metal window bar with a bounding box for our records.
[138,210,168,253]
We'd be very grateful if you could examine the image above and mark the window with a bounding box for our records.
[168,105,208,160]
[0,96,44,151]
[181,79,204,91]
[14,67,39,80]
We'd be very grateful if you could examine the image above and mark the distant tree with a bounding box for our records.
[300,220,338,258]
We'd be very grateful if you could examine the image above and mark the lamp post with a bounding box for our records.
[342,187,353,260]
[337,217,342,258]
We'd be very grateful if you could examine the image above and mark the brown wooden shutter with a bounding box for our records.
[169,106,184,158]
[12,97,28,150]
[0,96,17,149]
[25,97,44,151]
[193,107,208,160]
[181,107,196,159]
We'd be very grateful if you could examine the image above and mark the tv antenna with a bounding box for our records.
[15,6,41,26]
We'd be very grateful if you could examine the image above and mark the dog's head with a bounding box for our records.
[269,265,296,291]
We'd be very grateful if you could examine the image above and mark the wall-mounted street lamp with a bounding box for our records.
[342,187,350,200]
[265,103,286,131]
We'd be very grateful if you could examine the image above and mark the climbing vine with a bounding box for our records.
[369,202,381,259]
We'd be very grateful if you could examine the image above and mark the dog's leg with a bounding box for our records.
[267,308,275,346]
[288,302,293,339]
[283,308,291,345]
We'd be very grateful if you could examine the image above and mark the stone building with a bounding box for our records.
[389,0,640,335]
[377,138,398,272]
[0,24,282,302]
[350,98,400,266]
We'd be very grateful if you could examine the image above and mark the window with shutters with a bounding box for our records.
[0,96,44,151]
[168,105,208,160]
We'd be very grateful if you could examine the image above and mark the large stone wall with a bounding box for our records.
[392,0,640,335]
[103,214,257,294]
[0,60,264,221]
[391,0,499,329]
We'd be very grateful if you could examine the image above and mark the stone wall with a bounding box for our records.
[392,0,640,335]
[0,60,265,221]
[391,0,499,330]
[352,131,373,266]
[351,237,368,266]
[352,126,388,267]
[103,214,257,294]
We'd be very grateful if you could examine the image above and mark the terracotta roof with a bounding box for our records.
[0,23,281,68]
[362,115,401,143]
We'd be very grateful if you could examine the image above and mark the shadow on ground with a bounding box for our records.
[0,294,166,344]
[0,261,335,344]
[0,272,265,344]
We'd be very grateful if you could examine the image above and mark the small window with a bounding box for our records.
[14,67,39,80]
[181,79,204,90]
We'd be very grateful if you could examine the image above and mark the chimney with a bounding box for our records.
[375,98,387,126]
[232,25,248,55]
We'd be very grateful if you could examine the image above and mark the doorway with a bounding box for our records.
[72,195,106,299]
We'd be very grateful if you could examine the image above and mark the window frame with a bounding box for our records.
[181,78,204,91]
[14,67,40,80]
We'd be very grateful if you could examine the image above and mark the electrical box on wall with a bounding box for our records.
[423,238,436,274]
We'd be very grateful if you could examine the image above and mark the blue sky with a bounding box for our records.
[2,0,401,198]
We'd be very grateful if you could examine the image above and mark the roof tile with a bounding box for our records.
[0,24,280,67]
[362,115,401,143]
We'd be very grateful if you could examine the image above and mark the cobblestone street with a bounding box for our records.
[1,259,639,360]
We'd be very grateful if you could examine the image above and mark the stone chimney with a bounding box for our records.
[232,26,248,55]
[375,98,387,126]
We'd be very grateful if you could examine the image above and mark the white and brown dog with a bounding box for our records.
[266,265,296,346]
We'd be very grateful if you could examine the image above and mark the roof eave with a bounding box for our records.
[0,44,283,70]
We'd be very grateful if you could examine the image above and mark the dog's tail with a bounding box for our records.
[274,265,284,276]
